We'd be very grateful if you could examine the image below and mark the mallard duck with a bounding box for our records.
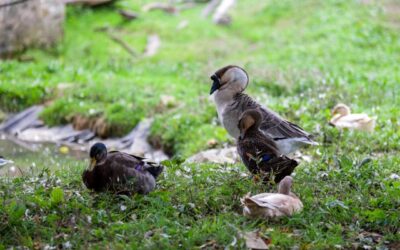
[237,109,298,183]
[329,103,376,132]
[241,176,303,218]
[210,65,317,154]
[82,142,164,195]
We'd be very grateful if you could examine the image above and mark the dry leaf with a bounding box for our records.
[243,231,270,249]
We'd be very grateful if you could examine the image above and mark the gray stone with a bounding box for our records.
[0,0,65,58]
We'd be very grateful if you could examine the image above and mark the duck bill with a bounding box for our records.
[209,75,221,95]
[89,158,96,171]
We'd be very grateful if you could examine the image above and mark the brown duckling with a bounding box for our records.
[82,142,163,195]
[237,109,298,183]
[241,176,303,219]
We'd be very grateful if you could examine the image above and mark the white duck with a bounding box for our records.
[241,176,303,218]
[329,103,376,132]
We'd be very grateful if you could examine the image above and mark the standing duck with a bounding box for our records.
[241,176,303,219]
[82,142,164,195]
[237,109,298,183]
[329,103,376,132]
[210,65,317,154]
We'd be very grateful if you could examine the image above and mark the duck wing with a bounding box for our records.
[108,151,162,168]
[108,151,144,165]
[237,139,260,174]
[238,131,296,180]
[247,194,296,216]
[234,93,315,142]
[102,152,157,194]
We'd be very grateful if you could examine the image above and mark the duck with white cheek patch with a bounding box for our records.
[210,65,318,155]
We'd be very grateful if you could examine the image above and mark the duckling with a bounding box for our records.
[237,109,298,183]
[82,142,164,195]
[329,103,376,132]
[241,176,303,218]
[210,65,317,154]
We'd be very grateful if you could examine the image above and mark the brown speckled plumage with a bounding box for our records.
[237,110,298,183]
[232,92,312,141]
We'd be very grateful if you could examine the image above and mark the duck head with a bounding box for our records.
[238,109,262,140]
[88,142,107,171]
[278,176,293,195]
[210,65,249,96]
[332,103,351,117]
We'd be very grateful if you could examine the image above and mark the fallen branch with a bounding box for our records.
[109,33,138,57]
[95,27,138,57]
[63,0,113,6]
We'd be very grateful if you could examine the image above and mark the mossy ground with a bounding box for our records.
[0,0,399,248]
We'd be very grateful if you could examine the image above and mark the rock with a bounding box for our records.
[0,106,44,134]
[186,147,239,164]
[0,106,168,162]
[0,0,65,58]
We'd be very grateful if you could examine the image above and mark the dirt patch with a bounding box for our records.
[71,114,124,138]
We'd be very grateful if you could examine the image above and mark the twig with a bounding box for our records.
[118,9,139,21]
[63,0,112,6]
[109,34,137,57]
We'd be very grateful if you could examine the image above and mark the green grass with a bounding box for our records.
[1,0,399,156]
[0,0,400,248]
[0,151,399,249]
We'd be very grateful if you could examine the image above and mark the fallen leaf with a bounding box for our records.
[199,240,217,249]
[243,231,270,250]
[144,230,155,239]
